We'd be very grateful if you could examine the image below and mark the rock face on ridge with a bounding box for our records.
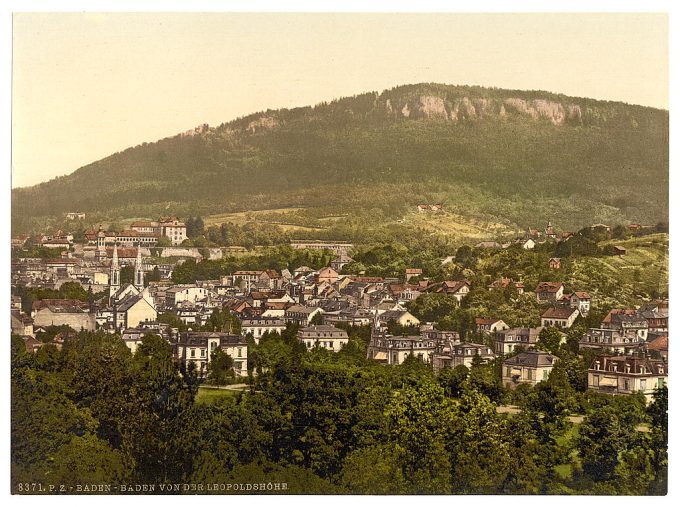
[386,94,582,125]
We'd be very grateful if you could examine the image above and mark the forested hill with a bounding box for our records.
[12,83,668,235]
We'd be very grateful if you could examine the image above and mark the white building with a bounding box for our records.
[297,325,349,352]
[176,332,248,377]
[502,350,558,389]
[540,307,580,329]
[588,355,667,402]
[241,318,287,343]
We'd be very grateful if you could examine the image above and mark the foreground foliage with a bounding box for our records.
[10,330,667,495]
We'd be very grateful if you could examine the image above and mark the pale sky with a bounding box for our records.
[11,12,668,189]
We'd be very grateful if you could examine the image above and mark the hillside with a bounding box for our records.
[12,83,668,239]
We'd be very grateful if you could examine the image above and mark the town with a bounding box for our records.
[11,215,668,397]
[10,213,669,494]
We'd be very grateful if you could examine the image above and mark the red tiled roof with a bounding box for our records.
[475,317,502,325]
[535,281,563,293]
[648,335,668,351]
[542,307,578,319]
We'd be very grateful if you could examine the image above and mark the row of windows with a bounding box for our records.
[306,341,335,349]
[189,347,244,358]
[592,375,664,390]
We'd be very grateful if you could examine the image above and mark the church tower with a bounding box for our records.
[109,243,120,299]
[134,245,144,289]
[95,224,106,261]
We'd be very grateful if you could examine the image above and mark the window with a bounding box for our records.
[238,348,242,358]
[624,379,630,390]
[527,369,533,381]
[640,379,647,391]
[506,367,512,377]
[543,370,549,380]
[190,349,195,358]
[201,349,205,357]
[658,378,665,388]
[593,375,600,387]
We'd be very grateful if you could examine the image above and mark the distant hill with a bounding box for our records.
[12,83,668,238]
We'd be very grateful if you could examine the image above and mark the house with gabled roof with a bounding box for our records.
[488,278,524,294]
[475,317,509,335]
[535,282,564,303]
[541,307,580,329]
[377,310,420,328]
[317,267,338,285]
[544,221,557,239]
[405,268,423,282]
[433,280,470,302]
[331,253,354,272]
[284,305,323,326]
[549,257,561,269]
[11,310,34,337]
[647,335,668,361]
[113,290,158,331]
[570,291,591,316]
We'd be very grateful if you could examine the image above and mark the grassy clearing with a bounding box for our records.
[195,386,243,404]
[401,210,518,240]
[203,207,306,227]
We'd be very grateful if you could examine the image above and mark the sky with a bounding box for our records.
[11,12,668,189]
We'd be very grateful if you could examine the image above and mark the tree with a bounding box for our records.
[537,327,563,355]
[407,293,459,322]
[207,348,235,385]
[448,389,512,493]
[156,236,171,247]
[455,245,476,269]
[123,334,197,482]
[11,368,97,485]
[465,357,504,403]
[578,406,632,483]
[145,266,161,284]
[647,386,668,494]
[194,216,205,237]
[120,265,134,284]
[341,445,409,494]
[437,364,469,398]
[48,434,128,486]
[384,381,455,493]
[611,224,627,239]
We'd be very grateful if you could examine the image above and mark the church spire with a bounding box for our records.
[109,243,121,299]
[112,242,119,268]
[134,244,144,288]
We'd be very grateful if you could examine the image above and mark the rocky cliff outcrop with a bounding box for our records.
[384,94,583,125]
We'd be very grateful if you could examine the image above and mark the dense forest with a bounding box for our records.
[12,83,668,238]
[11,326,667,495]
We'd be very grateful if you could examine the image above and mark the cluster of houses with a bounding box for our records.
[473,221,644,253]
[11,225,667,401]
[13,216,188,254]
